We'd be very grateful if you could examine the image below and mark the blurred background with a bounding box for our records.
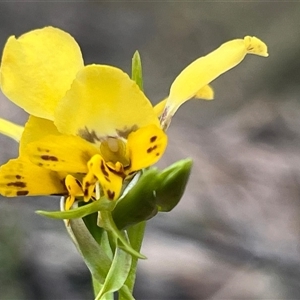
[1,2,300,299]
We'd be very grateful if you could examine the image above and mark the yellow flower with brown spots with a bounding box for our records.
[0,27,268,209]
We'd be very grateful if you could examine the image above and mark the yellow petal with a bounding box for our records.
[83,154,123,201]
[194,84,214,100]
[166,36,268,120]
[0,157,67,197]
[0,117,23,142]
[0,27,84,120]
[26,135,99,173]
[54,65,159,140]
[19,116,61,156]
[127,124,168,172]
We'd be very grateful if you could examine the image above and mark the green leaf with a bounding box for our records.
[131,51,143,90]
[112,169,160,230]
[66,217,112,283]
[36,197,116,220]
[95,237,133,300]
[156,158,193,212]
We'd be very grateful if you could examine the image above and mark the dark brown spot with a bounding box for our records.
[107,190,115,200]
[146,145,158,153]
[85,182,91,188]
[84,189,89,197]
[150,136,157,143]
[78,127,101,143]
[41,155,58,161]
[104,176,111,182]
[17,190,29,196]
[156,153,160,156]
[38,163,43,167]
[100,160,109,177]
[75,179,81,187]
[116,125,138,139]
[16,175,22,180]
[127,171,136,176]
[7,181,26,188]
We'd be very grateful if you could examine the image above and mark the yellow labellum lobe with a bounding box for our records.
[83,154,123,201]
[65,175,83,210]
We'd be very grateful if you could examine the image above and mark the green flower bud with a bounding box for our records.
[155,158,193,212]
[112,169,160,229]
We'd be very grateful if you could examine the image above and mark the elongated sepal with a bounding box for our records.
[156,158,193,212]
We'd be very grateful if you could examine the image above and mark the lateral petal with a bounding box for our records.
[0,157,67,197]
[26,135,99,173]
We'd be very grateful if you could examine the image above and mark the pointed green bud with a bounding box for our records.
[156,158,193,212]
[131,50,143,90]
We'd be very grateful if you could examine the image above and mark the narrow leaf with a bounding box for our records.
[95,238,133,300]
[60,198,111,284]
[36,197,116,219]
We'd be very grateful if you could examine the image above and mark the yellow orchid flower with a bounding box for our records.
[0,26,268,209]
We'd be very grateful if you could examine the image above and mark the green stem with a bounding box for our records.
[123,222,146,294]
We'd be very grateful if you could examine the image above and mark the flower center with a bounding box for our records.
[100,137,130,167]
